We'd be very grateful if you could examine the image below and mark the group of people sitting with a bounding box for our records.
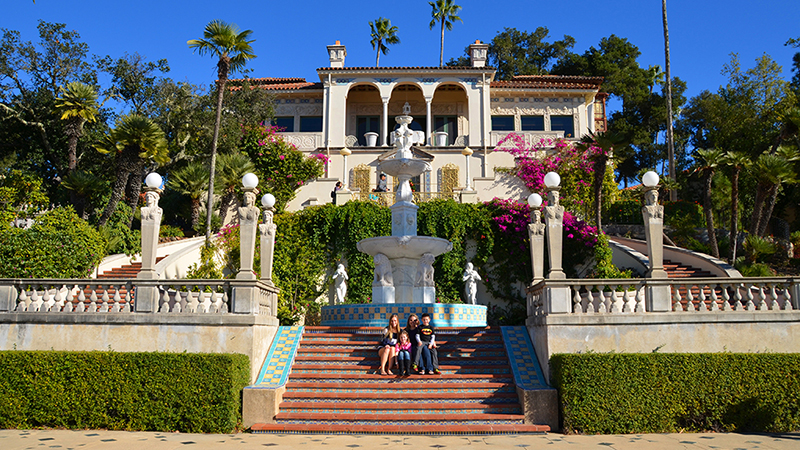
[377,313,440,376]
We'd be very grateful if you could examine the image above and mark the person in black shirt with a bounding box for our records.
[416,313,440,375]
[377,314,401,375]
[405,314,420,372]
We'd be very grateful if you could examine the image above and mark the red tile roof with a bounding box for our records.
[491,75,604,90]
[227,77,322,91]
[317,66,495,72]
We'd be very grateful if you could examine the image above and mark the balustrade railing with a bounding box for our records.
[527,277,798,315]
[0,278,277,316]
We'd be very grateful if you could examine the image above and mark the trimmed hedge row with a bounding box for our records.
[0,351,249,433]
[551,353,800,434]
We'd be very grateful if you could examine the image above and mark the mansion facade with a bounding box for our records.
[237,40,607,210]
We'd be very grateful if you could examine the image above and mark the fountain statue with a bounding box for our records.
[356,103,453,303]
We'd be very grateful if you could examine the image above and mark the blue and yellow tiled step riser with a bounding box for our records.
[281,407,522,415]
[320,304,488,327]
[280,397,519,405]
[292,367,512,375]
[288,386,518,394]
[277,419,526,426]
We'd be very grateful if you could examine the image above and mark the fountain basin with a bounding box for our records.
[379,158,431,179]
[321,303,487,327]
[357,236,452,259]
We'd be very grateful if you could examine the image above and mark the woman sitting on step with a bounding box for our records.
[377,314,401,375]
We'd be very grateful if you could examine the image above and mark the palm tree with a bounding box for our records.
[749,150,798,237]
[723,151,750,263]
[662,0,677,201]
[61,170,105,220]
[188,20,256,244]
[215,152,255,225]
[56,82,99,174]
[577,130,628,230]
[369,18,400,67]
[694,148,725,259]
[429,0,462,67]
[95,114,169,228]
[170,161,210,232]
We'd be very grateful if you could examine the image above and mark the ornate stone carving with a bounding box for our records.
[345,135,360,147]
[415,253,435,288]
[140,190,163,222]
[332,263,348,304]
[373,253,394,287]
[441,163,459,195]
[453,135,468,147]
[642,189,664,220]
[353,164,371,193]
[238,191,260,224]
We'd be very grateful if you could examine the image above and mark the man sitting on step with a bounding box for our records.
[415,313,441,375]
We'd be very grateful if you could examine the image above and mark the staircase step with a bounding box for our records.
[281,392,520,402]
[274,412,525,422]
[251,422,549,435]
[279,401,521,414]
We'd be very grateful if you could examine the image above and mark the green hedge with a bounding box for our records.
[551,353,800,434]
[0,351,249,433]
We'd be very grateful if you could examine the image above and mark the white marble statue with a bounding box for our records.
[332,263,348,303]
[643,189,664,220]
[414,253,435,287]
[140,190,162,221]
[463,262,482,305]
[238,190,259,223]
[373,253,394,286]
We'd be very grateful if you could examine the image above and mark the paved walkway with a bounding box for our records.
[1,429,799,449]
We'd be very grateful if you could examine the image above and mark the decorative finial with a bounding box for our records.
[403,102,411,115]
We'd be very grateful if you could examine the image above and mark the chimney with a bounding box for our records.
[468,40,489,68]
[327,40,346,68]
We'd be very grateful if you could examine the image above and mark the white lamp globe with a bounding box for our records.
[527,193,543,208]
[145,172,162,189]
[642,171,659,188]
[261,193,276,209]
[242,173,259,189]
[543,172,561,188]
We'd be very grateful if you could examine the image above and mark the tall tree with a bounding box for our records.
[694,148,725,258]
[662,0,677,201]
[723,151,750,262]
[95,52,170,116]
[428,0,462,67]
[488,27,575,80]
[55,81,99,173]
[188,20,256,244]
[577,130,628,230]
[95,114,169,227]
[369,18,400,67]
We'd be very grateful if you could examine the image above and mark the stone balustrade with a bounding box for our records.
[0,278,277,316]
[527,277,799,316]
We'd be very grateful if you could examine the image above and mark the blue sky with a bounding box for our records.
[3,0,799,104]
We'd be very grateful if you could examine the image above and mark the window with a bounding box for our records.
[550,115,574,138]
[521,116,544,131]
[356,116,380,146]
[299,116,323,132]
[273,116,294,132]
[434,116,457,146]
[491,116,514,131]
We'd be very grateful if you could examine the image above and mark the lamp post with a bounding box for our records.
[339,147,351,190]
[462,147,474,191]
[543,172,565,280]
[135,172,163,312]
[642,171,667,279]
[527,193,545,283]
[259,193,277,286]
[237,173,259,280]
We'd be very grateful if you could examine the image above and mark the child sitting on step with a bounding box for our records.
[416,313,441,375]
[395,330,412,376]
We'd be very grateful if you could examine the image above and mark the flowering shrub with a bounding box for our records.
[240,124,324,212]
[496,133,617,221]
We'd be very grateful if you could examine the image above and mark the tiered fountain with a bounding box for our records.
[320,104,487,327]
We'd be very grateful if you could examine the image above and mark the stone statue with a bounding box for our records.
[643,189,664,220]
[373,253,393,286]
[239,191,259,223]
[544,190,564,222]
[414,253,435,287]
[528,208,545,237]
[332,263,348,303]
[463,262,482,305]
[140,190,162,221]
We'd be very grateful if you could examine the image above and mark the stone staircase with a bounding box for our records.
[665,259,725,308]
[251,326,549,435]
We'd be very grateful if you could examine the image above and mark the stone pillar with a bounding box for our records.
[642,185,670,311]
[259,207,277,286]
[136,187,163,313]
[0,285,18,312]
[528,205,545,283]
[469,40,489,68]
[237,188,259,281]
[425,97,433,146]
[381,97,389,147]
[462,147,474,191]
[327,40,346,68]
[340,147,351,190]
[544,187,565,280]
